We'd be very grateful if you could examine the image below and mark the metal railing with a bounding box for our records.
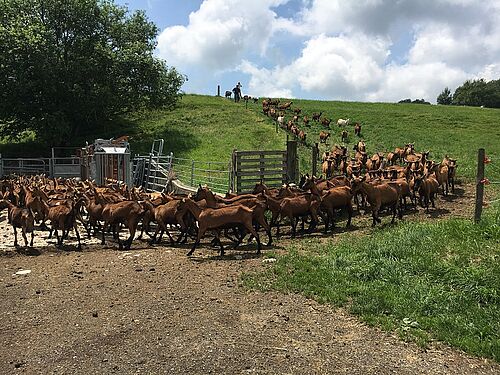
[171,157,231,194]
[0,158,51,176]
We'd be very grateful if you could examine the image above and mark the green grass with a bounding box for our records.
[246,99,500,182]
[243,205,500,361]
[1,95,499,183]
[0,95,287,162]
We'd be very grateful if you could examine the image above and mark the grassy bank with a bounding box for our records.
[243,205,500,361]
[0,95,286,162]
[247,99,500,181]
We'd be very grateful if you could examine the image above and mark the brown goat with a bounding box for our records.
[442,156,458,193]
[319,131,330,143]
[278,193,321,238]
[45,198,85,250]
[351,177,402,226]
[312,112,323,121]
[303,179,353,232]
[354,122,361,137]
[414,174,439,212]
[341,130,348,143]
[194,186,272,246]
[298,130,306,143]
[321,117,332,127]
[101,200,148,250]
[180,198,261,256]
[0,200,35,247]
[278,101,292,110]
[303,116,310,126]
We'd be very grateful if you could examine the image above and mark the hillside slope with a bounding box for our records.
[247,99,500,180]
[1,94,498,182]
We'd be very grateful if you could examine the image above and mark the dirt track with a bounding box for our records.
[1,182,499,374]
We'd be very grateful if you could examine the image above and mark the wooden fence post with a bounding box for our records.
[312,143,319,177]
[231,149,237,193]
[474,148,485,223]
[217,85,220,97]
[287,140,298,183]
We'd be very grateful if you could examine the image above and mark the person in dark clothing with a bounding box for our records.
[232,86,239,102]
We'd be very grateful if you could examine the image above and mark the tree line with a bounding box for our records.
[437,79,500,108]
[0,0,186,146]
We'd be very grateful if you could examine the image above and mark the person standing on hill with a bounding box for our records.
[236,82,242,102]
[232,86,239,102]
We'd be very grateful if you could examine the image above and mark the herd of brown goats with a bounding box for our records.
[0,139,457,256]
[261,98,360,146]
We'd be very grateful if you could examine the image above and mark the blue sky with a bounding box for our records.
[116,0,500,103]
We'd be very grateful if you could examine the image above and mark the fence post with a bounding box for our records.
[217,85,220,97]
[287,140,298,183]
[190,159,195,186]
[227,161,232,193]
[312,143,319,177]
[145,153,153,190]
[231,149,237,193]
[474,148,486,223]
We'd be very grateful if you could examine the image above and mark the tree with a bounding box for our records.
[437,87,452,105]
[0,0,185,145]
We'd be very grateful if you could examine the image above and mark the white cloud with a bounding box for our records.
[157,0,289,70]
[367,63,467,102]
[157,0,500,102]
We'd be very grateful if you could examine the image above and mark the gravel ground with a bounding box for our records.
[1,182,499,374]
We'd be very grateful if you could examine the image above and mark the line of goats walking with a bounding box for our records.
[261,98,360,146]
[0,143,457,256]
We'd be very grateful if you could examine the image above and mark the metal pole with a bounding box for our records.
[208,162,211,185]
[145,153,153,190]
[474,148,485,223]
[191,159,195,186]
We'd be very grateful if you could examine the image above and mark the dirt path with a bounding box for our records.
[1,244,499,375]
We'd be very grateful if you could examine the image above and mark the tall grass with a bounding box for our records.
[244,206,500,361]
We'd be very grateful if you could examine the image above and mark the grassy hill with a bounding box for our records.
[131,95,500,182]
[1,94,499,182]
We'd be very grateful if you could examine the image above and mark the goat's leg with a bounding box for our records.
[430,193,436,208]
[21,227,29,247]
[308,209,319,233]
[54,229,62,248]
[256,214,272,246]
[187,227,205,256]
[290,217,297,238]
[123,223,136,250]
[30,231,34,247]
[13,226,18,247]
[150,225,161,245]
[101,222,108,245]
[74,223,82,250]
[391,204,397,224]
[346,204,353,228]
[244,222,262,254]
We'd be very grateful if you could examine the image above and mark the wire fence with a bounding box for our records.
[171,157,231,194]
